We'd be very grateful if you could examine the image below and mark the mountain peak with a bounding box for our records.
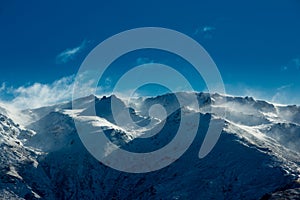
[1,92,300,199]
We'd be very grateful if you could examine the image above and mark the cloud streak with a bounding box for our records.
[0,72,100,111]
[0,82,5,93]
[271,84,296,104]
[292,58,300,69]
[10,76,75,109]
[281,57,300,72]
[56,40,88,64]
[225,83,300,106]
[194,26,216,34]
[194,26,216,39]
[276,83,293,91]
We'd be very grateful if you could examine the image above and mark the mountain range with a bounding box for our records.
[0,92,300,199]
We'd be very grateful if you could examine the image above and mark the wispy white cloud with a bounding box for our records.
[10,76,75,109]
[194,26,216,34]
[194,26,216,39]
[0,72,99,110]
[292,58,300,69]
[276,83,293,91]
[135,57,154,66]
[203,26,216,32]
[281,57,300,71]
[56,40,89,64]
[0,82,6,92]
[271,84,296,104]
[225,83,300,105]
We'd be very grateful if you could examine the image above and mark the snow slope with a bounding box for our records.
[0,92,300,199]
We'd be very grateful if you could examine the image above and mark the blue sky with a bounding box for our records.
[0,0,300,108]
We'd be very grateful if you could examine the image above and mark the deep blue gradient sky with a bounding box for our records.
[1,0,300,104]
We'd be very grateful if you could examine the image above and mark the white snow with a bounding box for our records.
[0,92,300,199]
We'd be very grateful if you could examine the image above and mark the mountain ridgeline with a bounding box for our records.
[0,92,300,199]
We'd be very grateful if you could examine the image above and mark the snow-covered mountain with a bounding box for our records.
[1,92,300,199]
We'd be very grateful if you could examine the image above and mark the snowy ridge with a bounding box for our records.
[0,92,300,199]
[0,113,54,199]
